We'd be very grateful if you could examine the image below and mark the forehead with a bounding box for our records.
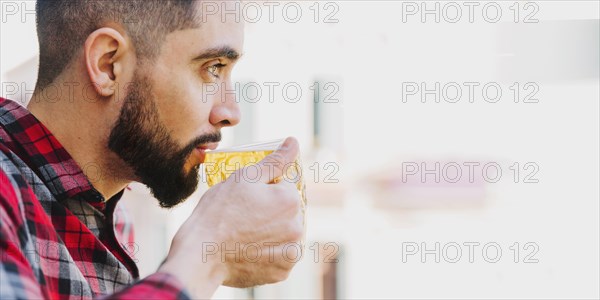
[158,0,245,62]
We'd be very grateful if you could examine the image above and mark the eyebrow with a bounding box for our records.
[191,46,242,62]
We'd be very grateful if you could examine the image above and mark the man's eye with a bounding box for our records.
[207,63,226,78]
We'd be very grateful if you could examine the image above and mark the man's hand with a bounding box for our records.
[159,137,303,298]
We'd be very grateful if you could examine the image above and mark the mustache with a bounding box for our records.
[175,131,222,160]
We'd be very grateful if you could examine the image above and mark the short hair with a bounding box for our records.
[35,0,199,90]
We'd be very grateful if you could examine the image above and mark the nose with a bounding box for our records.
[209,80,241,128]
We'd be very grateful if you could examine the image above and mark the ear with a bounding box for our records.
[84,27,130,97]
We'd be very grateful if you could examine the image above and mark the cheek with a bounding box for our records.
[153,80,213,144]
[182,93,213,133]
[165,90,212,138]
[145,55,219,143]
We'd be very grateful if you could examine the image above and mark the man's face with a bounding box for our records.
[109,2,244,207]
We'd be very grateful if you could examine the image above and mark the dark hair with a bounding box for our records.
[35,0,199,90]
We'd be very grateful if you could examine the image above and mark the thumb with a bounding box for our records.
[256,137,299,184]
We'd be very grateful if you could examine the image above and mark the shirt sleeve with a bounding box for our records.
[1,169,192,299]
[103,272,192,300]
[0,169,47,299]
[108,199,192,299]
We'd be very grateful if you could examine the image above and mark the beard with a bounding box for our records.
[108,71,220,208]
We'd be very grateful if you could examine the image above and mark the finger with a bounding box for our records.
[256,137,299,184]
[268,181,301,217]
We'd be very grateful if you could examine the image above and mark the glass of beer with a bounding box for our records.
[202,139,307,240]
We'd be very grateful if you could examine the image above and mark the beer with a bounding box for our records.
[202,140,307,227]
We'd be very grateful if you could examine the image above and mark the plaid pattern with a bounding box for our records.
[0,98,190,299]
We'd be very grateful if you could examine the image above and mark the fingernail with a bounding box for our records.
[279,138,290,150]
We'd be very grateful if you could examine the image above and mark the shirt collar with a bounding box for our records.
[0,98,115,211]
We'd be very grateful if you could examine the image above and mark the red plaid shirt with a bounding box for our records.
[0,98,190,299]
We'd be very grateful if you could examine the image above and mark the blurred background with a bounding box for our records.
[1,1,599,299]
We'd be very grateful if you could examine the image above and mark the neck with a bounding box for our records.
[27,88,131,200]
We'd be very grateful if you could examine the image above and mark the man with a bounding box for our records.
[0,0,303,299]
